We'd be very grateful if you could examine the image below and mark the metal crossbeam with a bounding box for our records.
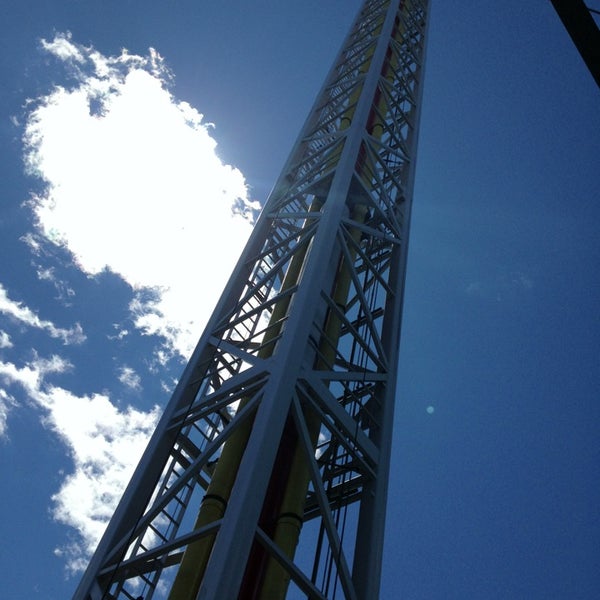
[550,0,600,87]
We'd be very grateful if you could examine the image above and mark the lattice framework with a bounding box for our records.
[74,1,429,598]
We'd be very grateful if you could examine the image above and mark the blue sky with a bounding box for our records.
[1,1,599,599]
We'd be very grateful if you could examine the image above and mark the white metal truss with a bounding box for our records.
[73,1,429,598]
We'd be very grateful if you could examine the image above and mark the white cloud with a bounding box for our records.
[45,388,160,572]
[0,354,71,437]
[0,330,12,349]
[0,388,16,437]
[41,31,85,64]
[0,353,72,393]
[34,265,76,300]
[118,365,141,391]
[24,33,258,358]
[0,283,85,344]
[0,354,160,571]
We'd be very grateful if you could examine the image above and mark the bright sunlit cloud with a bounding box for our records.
[23,32,258,358]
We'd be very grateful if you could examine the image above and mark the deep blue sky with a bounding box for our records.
[1,1,599,599]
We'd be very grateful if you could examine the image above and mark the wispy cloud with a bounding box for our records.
[34,264,76,303]
[0,388,16,437]
[0,354,159,572]
[0,283,85,344]
[465,270,534,302]
[118,365,142,391]
[23,32,259,358]
[0,354,72,438]
[0,330,13,349]
[40,31,85,63]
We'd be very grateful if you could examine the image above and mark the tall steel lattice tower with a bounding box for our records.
[75,1,429,598]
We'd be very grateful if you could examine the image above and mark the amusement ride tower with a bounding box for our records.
[74,0,430,598]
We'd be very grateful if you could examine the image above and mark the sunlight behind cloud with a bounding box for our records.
[24,33,258,358]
